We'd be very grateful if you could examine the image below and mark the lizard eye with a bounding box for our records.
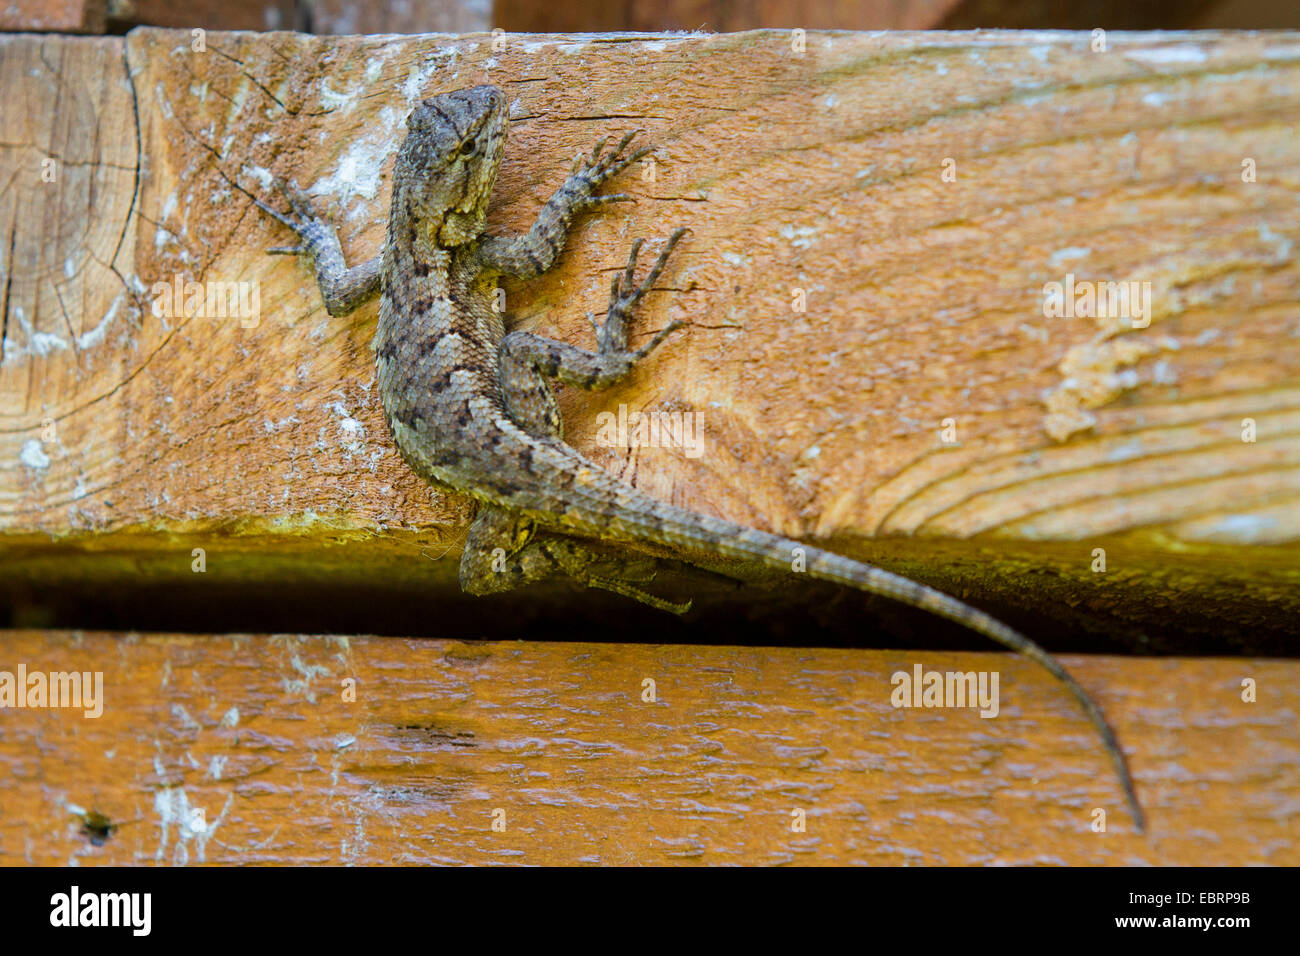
[456,139,478,159]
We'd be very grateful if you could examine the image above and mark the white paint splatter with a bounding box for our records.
[1261,46,1300,61]
[310,134,395,214]
[780,224,819,249]
[171,703,201,731]
[319,78,356,111]
[76,291,123,351]
[242,164,275,190]
[1048,246,1091,268]
[1259,223,1293,262]
[154,788,227,864]
[20,439,50,471]
[1182,513,1278,544]
[1125,45,1207,65]
[338,417,366,453]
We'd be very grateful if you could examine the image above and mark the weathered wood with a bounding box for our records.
[1,630,1294,865]
[106,0,483,34]
[308,0,489,35]
[1,29,1299,640]
[116,0,297,32]
[0,0,106,33]
[494,0,966,32]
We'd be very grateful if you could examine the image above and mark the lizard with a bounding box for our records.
[255,83,1145,832]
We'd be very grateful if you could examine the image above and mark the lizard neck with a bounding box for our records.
[386,186,445,264]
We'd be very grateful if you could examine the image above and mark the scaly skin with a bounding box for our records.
[257,84,1145,831]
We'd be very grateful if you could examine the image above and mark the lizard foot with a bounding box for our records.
[589,227,690,362]
[568,129,653,211]
[254,179,332,256]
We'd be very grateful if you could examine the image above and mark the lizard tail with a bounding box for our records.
[527,461,1145,832]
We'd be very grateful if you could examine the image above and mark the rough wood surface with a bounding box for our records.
[494,0,965,32]
[1,29,1299,638]
[0,0,105,33]
[0,630,1294,865]
[308,0,489,35]
[116,0,297,32]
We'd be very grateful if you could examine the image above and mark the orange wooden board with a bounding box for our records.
[0,631,1294,865]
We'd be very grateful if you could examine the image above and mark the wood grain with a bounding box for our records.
[494,0,966,32]
[0,630,1293,865]
[0,0,106,33]
[1,29,1299,639]
[116,1,297,32]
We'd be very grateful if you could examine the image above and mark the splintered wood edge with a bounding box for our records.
[0,29,1298,614]
[1,630,1295,865]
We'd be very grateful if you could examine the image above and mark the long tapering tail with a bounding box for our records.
[518,446,1145,831]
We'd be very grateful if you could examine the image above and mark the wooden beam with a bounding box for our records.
[493,0,966,32]
[2,631,1294,865]
[1,29,1298,640]
[0,0,106,33]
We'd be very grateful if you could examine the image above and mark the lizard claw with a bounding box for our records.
[274,177,318,221]
[620,227,689,302]
[254,197,296,229]
[586,193,635,206]
[603,143,652,180]
[571,129,652,210]
[609,129,642,159]
[253,177,321,232]
[593,229,690,358]
[253,177,332,264]
[633,319,687,361]
[587,574,693,615]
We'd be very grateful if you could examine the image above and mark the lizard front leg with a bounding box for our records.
[499,228,688,393]
[476,130,650,278]
[255,180,381,317]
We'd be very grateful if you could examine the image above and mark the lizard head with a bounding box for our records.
[397,85,508,246]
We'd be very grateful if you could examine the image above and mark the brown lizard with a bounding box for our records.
[256,83,1145,831]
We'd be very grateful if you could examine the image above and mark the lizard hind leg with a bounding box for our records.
[496,228,689,394]
[459,506,691,615]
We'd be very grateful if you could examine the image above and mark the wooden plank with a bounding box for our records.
[113,1,297,32]
[493,0,966,32]
[1,630,1294,865]
[307,0,489,35]
[0,0,105,33]
[1,29,1299,641]
[938,1,1220,30]
[110,0,483,34]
